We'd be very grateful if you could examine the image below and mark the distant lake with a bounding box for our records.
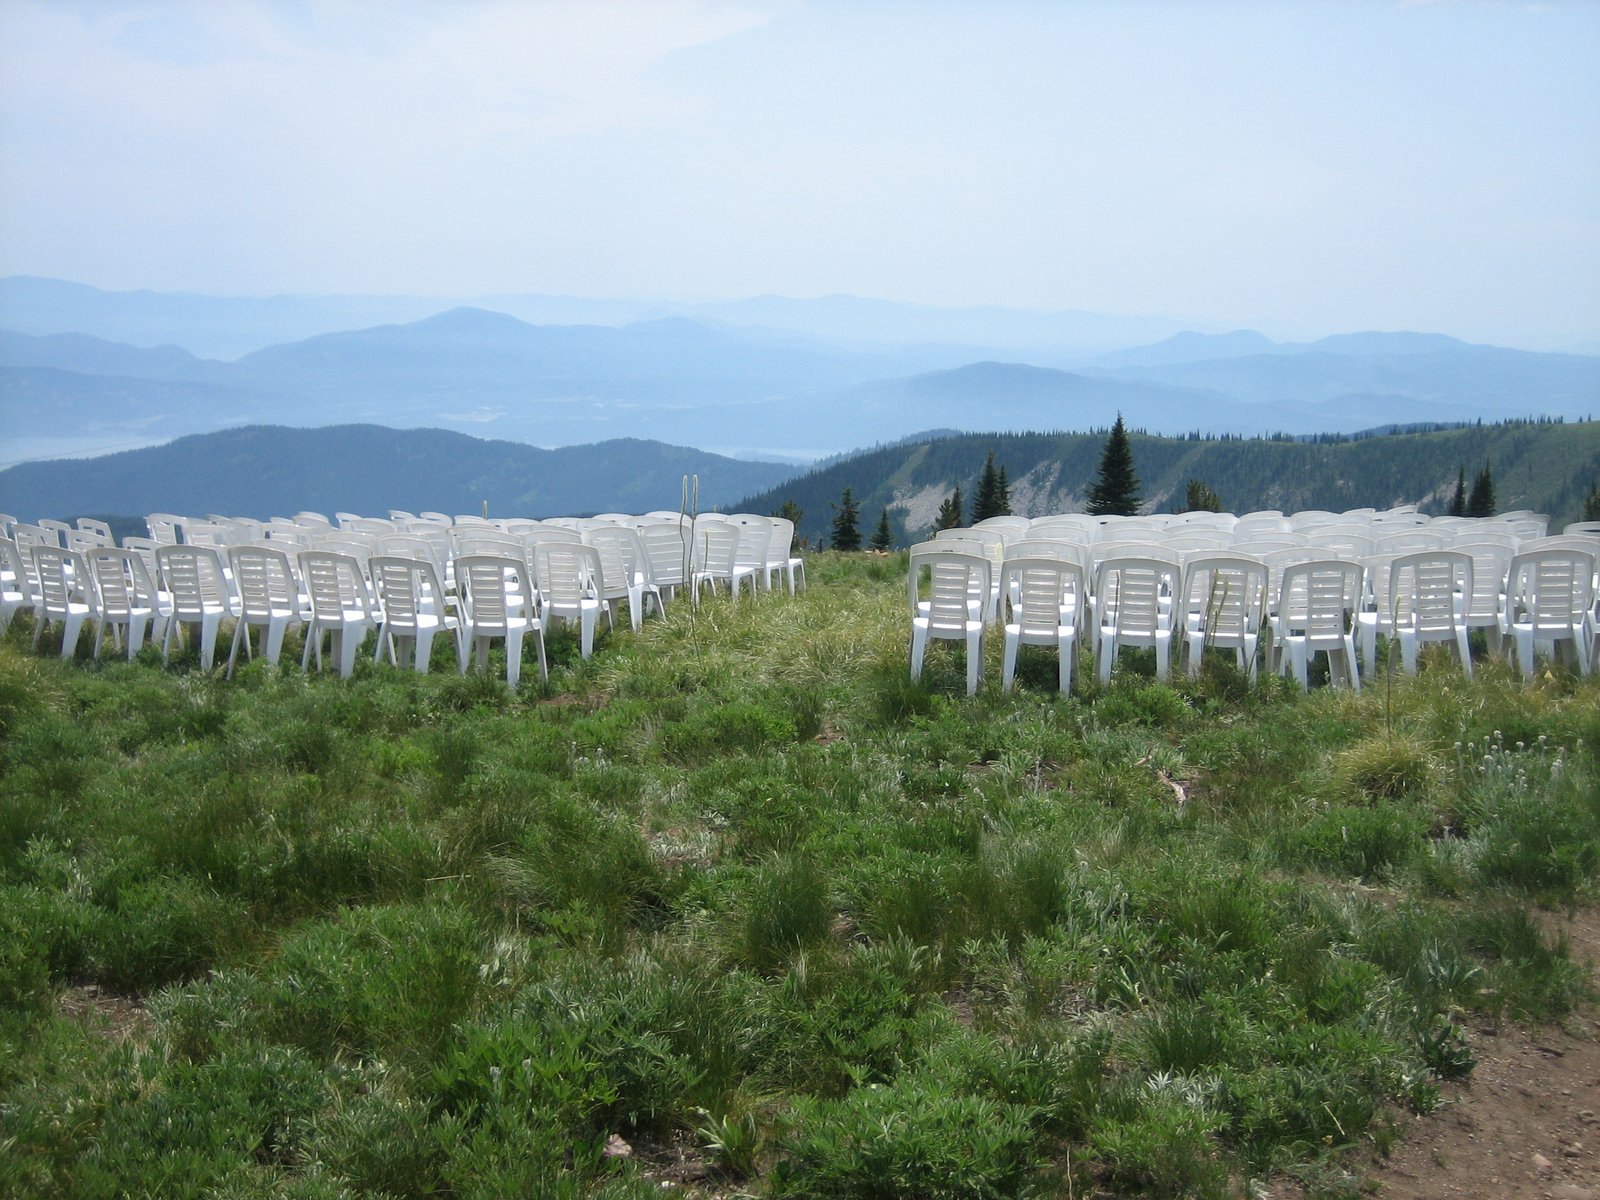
[0,434,174,471]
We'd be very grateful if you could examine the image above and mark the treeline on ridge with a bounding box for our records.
[738,418,1600,549]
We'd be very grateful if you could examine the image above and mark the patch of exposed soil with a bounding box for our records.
[56,983,154,1043]
[1356,907,1600,1200]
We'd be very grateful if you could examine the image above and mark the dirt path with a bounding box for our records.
[1359,909,1600,1200]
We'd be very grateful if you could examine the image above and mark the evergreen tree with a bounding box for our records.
[1447,466,1467,517]
[772,499,804,527]
[1585,481,1600,523]
[971,451,1012,521]
[869,508,894,551]
[934,486,964,531]
[1467,462,1496,518]
[1183,479,1222,512]
[830,487,862,551]
[1087,415,1141,516]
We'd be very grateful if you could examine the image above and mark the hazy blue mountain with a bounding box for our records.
[0,329,222,380]
[1082,344,1600,418]
[0,424,799,524]
[0,276,452,360]
[1,275,1205,361]
[1289,331,1472,357]
[230,307,888,401]
[1088,329,1279,369]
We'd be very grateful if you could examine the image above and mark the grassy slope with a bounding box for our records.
[2,556,1597,1199]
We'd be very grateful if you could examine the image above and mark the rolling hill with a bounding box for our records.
[0,425,800,524]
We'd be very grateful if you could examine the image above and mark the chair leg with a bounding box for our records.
[1513,628,1534,677]
[1059,632,1075,694]
[504,630,523,689]
[227,619,248,679]
[532,626,548,683]
[1001,631,1019,693]
[910,626,928,681]
[965,628,982,696]
[1097,631,1116,684]
[1289,641,1309,690]
[337,626,363,677]
[1398,631,1419,674]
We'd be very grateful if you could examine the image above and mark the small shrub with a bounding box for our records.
[1330,734,1438,802]
[1285,802,1427,879]
[739,852,834,971]
[1090,1089,1229,1199]
[661,699,798,762]
[772,1076,1039,1199]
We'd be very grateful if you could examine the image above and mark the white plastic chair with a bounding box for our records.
[455,553,546,687]
[297,549,379,678]
[227,545,306,677]
[1382,550,1474,677]
[1091,556,1179,683]
[146,514,186,545]
[1503,547,1594,677]
[1271,559,1364,691]
[909,544,990,695]
[639,522,691,605]
[585,525,662,631]
[692,521,750,602]
[371,555,462,673]
[30,546,93,658]
[535,542,608,658]
[0,538,36,633]
[37,519,72,547]
[85,546,170,661]
[157,544,238,671]
[1176,553,1266,680]
[730,517,773,593]
[999,556,1082,694]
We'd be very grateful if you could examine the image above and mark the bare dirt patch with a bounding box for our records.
[56,983,154,1043]
[1357,907,1600,1200]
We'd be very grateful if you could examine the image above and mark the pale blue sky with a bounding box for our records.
[1,0,1597,350]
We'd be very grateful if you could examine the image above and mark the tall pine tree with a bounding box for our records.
[1087,415,1141,516]
[1447,466,1467,517]
[869,508,894,551]
[971,451,1012,521]
[1183,479,1222,513]
[1467,462,1496,518]
[934,486,964,531]
[830,487,862,550]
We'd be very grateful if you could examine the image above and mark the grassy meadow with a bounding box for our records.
[2,551,1598,1198]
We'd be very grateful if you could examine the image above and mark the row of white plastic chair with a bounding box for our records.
[909,538,1600,696]
[0,511,813,685]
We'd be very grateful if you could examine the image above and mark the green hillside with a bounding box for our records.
[740,420,1600,547]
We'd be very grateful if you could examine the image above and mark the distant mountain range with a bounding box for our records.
[0,425,800,525]
[4,279,1598,469]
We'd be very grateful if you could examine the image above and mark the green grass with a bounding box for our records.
[1,551,1597,1198]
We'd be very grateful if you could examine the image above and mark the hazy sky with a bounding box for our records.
[2,0,1598,349]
